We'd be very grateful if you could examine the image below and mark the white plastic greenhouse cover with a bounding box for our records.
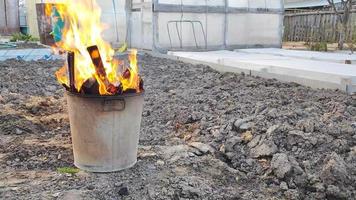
[129,0,284,52]
[34,0,284,51]
[95,0,127,46]
[34,0,127,46]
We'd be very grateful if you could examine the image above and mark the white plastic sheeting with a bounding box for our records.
[129,0,284,52]
[96,0,127,46]
[28,0,127,46]
[28,0,284,51]
[130,1,153,50]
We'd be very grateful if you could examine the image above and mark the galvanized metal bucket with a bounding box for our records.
[65,91,144,172]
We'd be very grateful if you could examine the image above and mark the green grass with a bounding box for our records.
[57,167,80,174]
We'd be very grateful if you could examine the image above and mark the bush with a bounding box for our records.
[309,42,328,52]
[349,30,356,53]
[10,33,39,42]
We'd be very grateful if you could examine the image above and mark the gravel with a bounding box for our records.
[0,53,355,199]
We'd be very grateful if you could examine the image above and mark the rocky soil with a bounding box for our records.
[0,54,355,200]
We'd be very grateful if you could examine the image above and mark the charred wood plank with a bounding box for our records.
[67,51,76,92]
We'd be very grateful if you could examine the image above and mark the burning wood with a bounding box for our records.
[67,51,76,92]
[87,45,109,85]
[47,0,143,96]
[80,77,99,95]
[139,77,144,91]
[123,69,131,79]
[86,45,122,95]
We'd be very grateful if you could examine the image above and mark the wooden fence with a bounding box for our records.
[0,0,20,35]
[284,10,356,42]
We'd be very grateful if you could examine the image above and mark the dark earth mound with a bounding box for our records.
[0,54,355,199]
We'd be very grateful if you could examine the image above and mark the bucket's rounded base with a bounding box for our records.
[74,160,137,173]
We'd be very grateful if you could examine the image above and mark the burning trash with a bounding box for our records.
[48,0,144,96]
[47,0,144,172]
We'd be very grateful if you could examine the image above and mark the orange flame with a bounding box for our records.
[47,0,141,95]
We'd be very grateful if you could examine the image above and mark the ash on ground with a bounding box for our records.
[0,55,355,200]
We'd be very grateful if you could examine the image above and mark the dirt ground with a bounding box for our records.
[0,54,355,200]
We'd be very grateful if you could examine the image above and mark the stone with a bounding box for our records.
[118,186,129,196]
[287,130,308,146]
[181,185,200,199]
[194,129,202,136]
[188,142,214,154]
[156,160,165,166]
[326,185,347,200]
[311,183,325,193]
[254,103,267,115]
[52,192,60,198]
[351,122,356,128]
[280,181,289,191]
[138,152,157,158]
[284,189,300,200]
[76,171,90,178]
[296,120,315,133]
[15,128,24,135]
[225,136,242,152]
[320,152,349,185]
[247,135,261,148]
[271,153,292,179]
[250,140,278,158]
[168,90,176,95]
[219,144,226,153]
[30,107,40,115]
[294,173,308,187]
[210,129,220,138]
[233,116,254,131]
[288,156,304,175]
[239,122,254,131]
[86,185,95,190]
[266,125,280,136]
[267,108,278,118]
[159,145,190,161]
[59,190,83,200]
[241,131,253,143]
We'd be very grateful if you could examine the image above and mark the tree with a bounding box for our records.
[327,0,353,50]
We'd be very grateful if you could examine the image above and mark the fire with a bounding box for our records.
[47,0,142,95]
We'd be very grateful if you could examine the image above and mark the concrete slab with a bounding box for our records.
[4,49,34,56]
[0,48,61,61]
[0,50,7,56]
[0,56,14,61]
[29,49,52,56]
[168,50,356,94]
[235,48,356,64]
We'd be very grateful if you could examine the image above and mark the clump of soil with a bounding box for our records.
[0,55,355,199]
